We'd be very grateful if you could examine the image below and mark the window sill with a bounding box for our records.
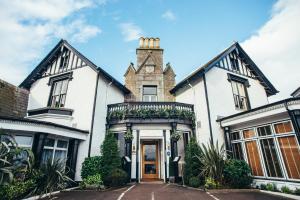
[27,107,73,116]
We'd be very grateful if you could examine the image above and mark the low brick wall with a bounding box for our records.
[0,79,29,117]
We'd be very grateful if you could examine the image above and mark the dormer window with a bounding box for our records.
[143,86,157,102]
[49,79,69,108]
[228,73,250,111]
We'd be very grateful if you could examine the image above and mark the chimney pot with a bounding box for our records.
[139,37,144,48]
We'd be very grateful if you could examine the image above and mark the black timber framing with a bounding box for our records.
[19,39,130,94]
[66,139,80,179]
[170,42,278,96]
[32,133,48,167]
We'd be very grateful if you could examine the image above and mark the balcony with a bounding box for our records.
[107,102,195,126]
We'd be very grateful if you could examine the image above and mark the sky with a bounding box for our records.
[0,0,299,102]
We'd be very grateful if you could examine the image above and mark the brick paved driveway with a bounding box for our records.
[55,183,293,200]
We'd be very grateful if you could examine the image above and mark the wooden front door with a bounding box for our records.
[142,141,159,179]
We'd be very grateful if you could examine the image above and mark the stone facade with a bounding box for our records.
[0,79,29,117]
[124,37,175,102]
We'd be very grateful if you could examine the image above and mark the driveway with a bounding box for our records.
[55,183,293,200]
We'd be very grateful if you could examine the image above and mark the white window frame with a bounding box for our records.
[42,137,69,166]
[229,119,300,181]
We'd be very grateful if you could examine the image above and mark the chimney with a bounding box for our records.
[139,37,160,48]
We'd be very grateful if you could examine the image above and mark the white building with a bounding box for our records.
[0,38,299,189]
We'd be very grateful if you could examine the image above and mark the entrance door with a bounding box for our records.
[142,141,159,179]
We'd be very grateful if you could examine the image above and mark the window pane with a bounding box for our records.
[41,149,53,164]
[245,141,264,176]
[57,140,68,149]
[54,150,67,163]
[231,82,238,95]
[237,82,246,96]
[232,143,244,160]
[275,122,293,134]
[257,125,272,136]
[15,135,32,147]
[61,80,69,94]
[143,86,157,95]
[54,81,62,95]
[230,132,240,141]
[278,136,300,179]
[44,138,55,147]
[260,139,283,178]
[243,129,255,139]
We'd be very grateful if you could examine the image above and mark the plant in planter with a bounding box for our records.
[124,129,133,141]
[170,131,181,141]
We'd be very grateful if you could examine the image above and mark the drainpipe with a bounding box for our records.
[88,72,100,157]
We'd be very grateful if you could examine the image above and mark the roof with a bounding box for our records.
[0,115,89,134]
[19,39,130,94]
[217,97,300,122]
[170,42,278,96]
[291,86,300,97]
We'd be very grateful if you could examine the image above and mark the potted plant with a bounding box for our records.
[124,129,133,141]
[170,131,181,141]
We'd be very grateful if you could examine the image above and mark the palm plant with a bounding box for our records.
[32,159,74,197]
[0,130,34,185]
[195,140,226,185]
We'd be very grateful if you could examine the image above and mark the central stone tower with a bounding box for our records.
[124,37,175,102]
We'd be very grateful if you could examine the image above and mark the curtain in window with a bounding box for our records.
[41,149,53,164]
[243,129,255,139]
[245,141,264,176]
[278,136,300,179]
[260,139,283,177]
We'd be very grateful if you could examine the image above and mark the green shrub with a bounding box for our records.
[81,156,103,179]
[183,138,202,186]
[223,159,252,188]
[80,174,103,189]
[189,177,201,188]
[294,188,300,195]
[0,179,36,200]
[33,159,73,197]
[103,169,128,187]
[260,184,267,190]
[101,132,121,185]
[205,177,218,189]
[266,183,277,191]
[281,186,292,194]
[196,140,226,185]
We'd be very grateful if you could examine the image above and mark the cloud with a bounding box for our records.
[0,0,102,85]
[162,10,176,21]
[242,0,300,101]
[119,22,143,42]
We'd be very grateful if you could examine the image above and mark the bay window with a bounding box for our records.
[229,120,300,180]
[41,138,68,166]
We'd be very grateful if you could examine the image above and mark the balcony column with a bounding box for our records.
[223,126,232,158]
[170,122,179,182]
[124,123,132,181]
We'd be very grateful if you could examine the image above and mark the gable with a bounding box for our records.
[20,39,130,94]
[171,42,278,96]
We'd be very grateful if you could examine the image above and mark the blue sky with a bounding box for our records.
[54,0,275,82]
[0,0,299,100]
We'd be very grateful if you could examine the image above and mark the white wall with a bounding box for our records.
[205,67,268,145]
[175,78,211,145]
[175,67,269,147]
[89,77,125,157]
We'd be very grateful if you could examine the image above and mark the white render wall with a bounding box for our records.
[89,76,125,157]
[205,67,268,145]
[175,67,269,147]
[175,78,211,145]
